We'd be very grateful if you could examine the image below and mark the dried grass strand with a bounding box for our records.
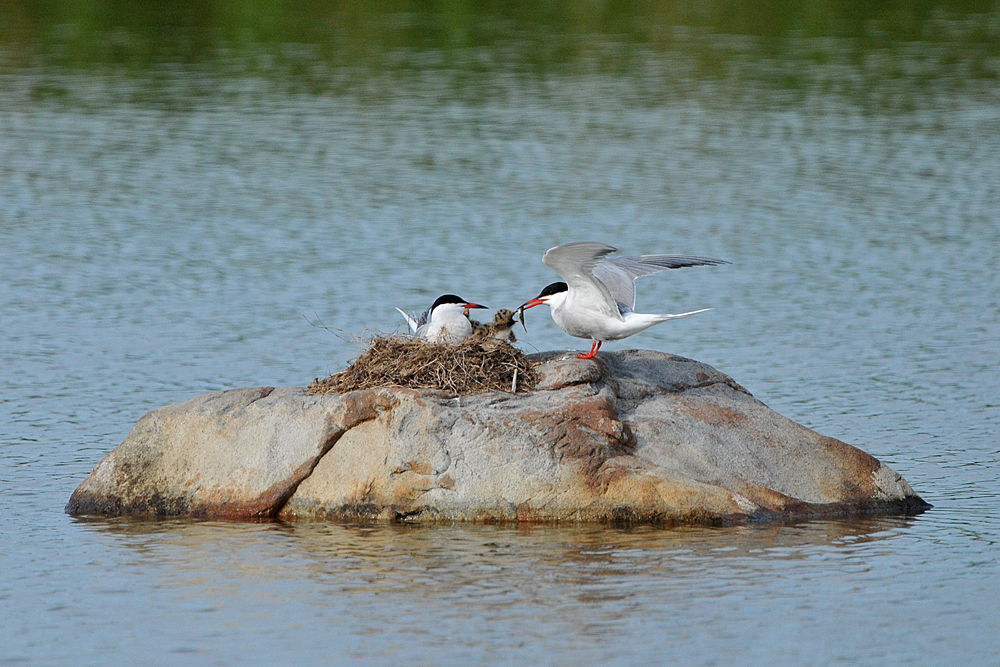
[309,335,538,395]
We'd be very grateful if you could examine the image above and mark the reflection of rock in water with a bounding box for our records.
[69,516,922,598]
[67,350,929,525]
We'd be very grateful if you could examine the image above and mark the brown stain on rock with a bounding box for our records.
[674,397,748,428]
[592,460,632,490]
[516,503,543,522]
[384,471,438,502]
[517,395,635,481]
[815,435,882,500]
[730,480,816,516]
[406,460,435,476]
[334,389,396,430]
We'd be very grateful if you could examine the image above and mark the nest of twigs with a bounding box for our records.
[309,335,538,395]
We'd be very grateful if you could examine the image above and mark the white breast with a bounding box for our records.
[551,293,623,341]
[418,308,473,343]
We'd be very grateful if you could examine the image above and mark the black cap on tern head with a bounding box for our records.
[432,294,467,309]
[519,282,569,312]
[431,294,488,310]
[536,282,568,298]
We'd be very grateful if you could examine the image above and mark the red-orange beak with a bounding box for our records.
[463,302,487,316]
[519,297,546,310]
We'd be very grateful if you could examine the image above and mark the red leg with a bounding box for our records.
[577,340,601,359]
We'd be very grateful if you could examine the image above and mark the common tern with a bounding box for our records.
[519,242,728,359]
[396,294,488,344]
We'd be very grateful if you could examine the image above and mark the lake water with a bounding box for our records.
[2,4,1000,665]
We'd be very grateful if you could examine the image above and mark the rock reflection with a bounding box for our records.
[67,514,924,656]
[72,515,919,603]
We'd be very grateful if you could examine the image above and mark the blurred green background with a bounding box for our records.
[3,1,998,104]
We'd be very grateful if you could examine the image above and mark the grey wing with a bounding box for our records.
[542,242,618,278]
[594,254,729,311]
[542,242,621,316]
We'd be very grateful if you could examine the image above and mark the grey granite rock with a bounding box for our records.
[67,350,929,524]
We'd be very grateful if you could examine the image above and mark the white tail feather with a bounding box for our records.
[657,308,712,321]
[395,307,419,333]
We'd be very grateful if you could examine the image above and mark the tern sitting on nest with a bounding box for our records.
[396,294,488,344]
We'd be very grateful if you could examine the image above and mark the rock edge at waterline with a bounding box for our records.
[66,350,929,524]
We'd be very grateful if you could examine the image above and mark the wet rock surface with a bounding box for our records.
[67,350,929,524]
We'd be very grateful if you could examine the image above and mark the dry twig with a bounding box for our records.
[309,335,538,395]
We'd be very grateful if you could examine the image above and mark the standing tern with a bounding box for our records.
[396,294,488,344]
[518,242,728,359]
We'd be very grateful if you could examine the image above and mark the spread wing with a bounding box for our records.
[592,254,730,312]
[542,242,621,317]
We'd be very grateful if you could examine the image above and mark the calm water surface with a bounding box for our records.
[2,5,1000,665]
